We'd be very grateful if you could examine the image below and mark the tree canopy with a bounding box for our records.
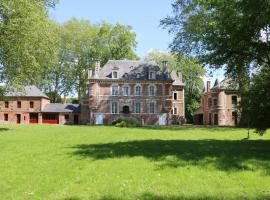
[161,0,270,133]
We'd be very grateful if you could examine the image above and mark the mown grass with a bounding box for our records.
[0,125,270,200]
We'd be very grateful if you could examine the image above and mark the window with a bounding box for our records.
[208,98,212,107]
[17,101,21,108]
[149,85,155,96]
[135,102,141,113]
[232,96,237,105]
[135,85,141,96]
[4,101,9,108]
[136,73,140,79]
[213,98,218,106]
[65,114,69,121]
[4,114,8,121]
[123,85,129,96]
[112,71,118,79]
[112,102,118,114]
[112,85,118,96]
[149,102,155,113]
[149,71,155,79]
[232,111,238,119]
[30,101,34,108]
[173,92,177,100]
[172,107,177,115]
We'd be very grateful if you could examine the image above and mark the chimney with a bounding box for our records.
[207,81,211,92]
[63,95,67,104]
[88,69,93,79]
[177,71,183,82]
[94,59,101,78]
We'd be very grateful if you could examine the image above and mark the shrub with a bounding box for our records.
[114,118,140,127]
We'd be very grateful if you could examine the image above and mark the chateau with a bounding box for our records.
[193,79,240,126]
[0,60,185,125]
[81,60,185,125]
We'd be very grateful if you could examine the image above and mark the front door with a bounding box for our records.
[159,114,167,125]
[95,113,104,125]
[16,114,21,124]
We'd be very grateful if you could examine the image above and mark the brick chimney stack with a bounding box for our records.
[88,68,93,79]
[207,81,211,92]
[94,59,101,78]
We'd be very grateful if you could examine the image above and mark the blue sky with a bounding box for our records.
[49,0,224,84]
[50,0,173,58]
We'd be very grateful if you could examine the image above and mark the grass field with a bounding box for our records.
[0,125,270,200]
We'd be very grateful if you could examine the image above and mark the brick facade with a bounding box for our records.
[194,80,240,126]
[81,60,185,125]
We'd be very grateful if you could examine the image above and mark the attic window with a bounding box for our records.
[112,71,118,79]
[149,71,155,79]
[136,74,140,79]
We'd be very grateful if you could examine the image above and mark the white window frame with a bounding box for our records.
[148,84,156,96]
[172,107,177,115]
[149,102,155,114]
[111,102,118,114]
[122,84,130,96]
[112,70,118,79]
[173,91,177,100]
[149,70,155,80]
[135,102,142,114]
[111,84,119,96]
[135,84,142,96]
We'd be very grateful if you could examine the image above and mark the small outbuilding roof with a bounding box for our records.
[42,103,80,113]
[6,85,49,99]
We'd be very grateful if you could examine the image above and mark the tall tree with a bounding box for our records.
[161,0,270,132]
[144,49,205,123]
[0,0,59,88]
[49,19,138,100]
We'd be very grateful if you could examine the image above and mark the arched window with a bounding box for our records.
[149,85,155,96]
[111,84,118,96]
[122,85,129,96]
[135,85,142,96]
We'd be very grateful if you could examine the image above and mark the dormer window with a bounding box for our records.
[149,71,155,79]
[112,71,118,79]
[136,73,140,79]
[112,67,119,79]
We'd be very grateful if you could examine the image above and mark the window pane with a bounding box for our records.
[150,103,155,113]
[135,103,141,113]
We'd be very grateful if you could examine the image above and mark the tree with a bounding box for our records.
[144,49,205,123]
[52,19,138,100]
[0,0,59,88]
[161,0,270,132]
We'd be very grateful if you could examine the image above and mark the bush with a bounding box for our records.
[114,118,140,127]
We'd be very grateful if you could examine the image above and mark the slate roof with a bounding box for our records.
[211,78,239,91]
[94,60,184,86]
[6,85,49,99]
[42,103,80,113]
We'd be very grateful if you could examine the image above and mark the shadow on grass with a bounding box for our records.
[0,127,9,132]
[128,125,244,133]
[99,192,270,200]
[70,139,270,173]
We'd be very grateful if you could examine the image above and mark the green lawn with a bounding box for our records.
[0,125,270,200]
